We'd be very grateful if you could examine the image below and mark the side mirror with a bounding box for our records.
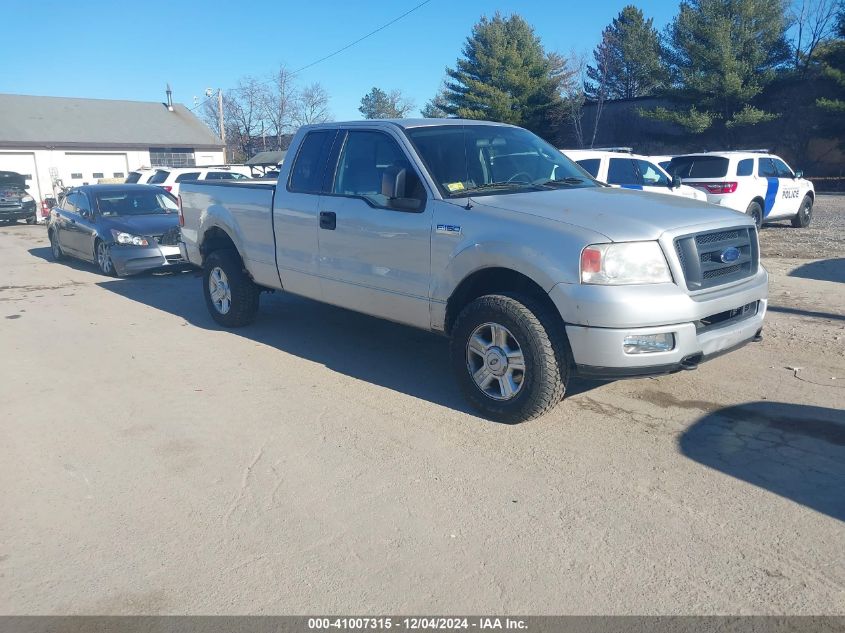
[671,175,682,189]
[381,165,407,199]
[794,170,803,179]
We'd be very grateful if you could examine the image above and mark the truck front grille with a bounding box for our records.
[674,227,758,291]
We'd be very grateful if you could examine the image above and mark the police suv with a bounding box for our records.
[666,151,814,228]
[562,149,707,202]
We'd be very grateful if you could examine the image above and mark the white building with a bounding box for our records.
[0,93,225,204]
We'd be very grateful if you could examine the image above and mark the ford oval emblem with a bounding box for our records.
[720,246,741,263]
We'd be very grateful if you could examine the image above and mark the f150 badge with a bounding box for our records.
[436,224,462,236]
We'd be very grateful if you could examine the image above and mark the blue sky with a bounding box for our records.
[3,0,683,121]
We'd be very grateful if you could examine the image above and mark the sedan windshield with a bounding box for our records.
[405,124,598,197]
[95,190,178,216]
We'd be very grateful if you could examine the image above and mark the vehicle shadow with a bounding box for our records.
[95,273,604,418]
[788,258,845,283]
[767,305,845,322]
[680,402,845,521]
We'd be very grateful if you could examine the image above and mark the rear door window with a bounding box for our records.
[288,130,337,193]
[148,170,169,184]
[125,172,142,183]
[606,158,639,185]
[576,158,600,178]
[175,172,201,183]
[758,158,778,178]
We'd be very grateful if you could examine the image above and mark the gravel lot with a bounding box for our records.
[1,198,843,615]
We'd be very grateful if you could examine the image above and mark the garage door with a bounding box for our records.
[0,152,42,203]
[64,152,129,185]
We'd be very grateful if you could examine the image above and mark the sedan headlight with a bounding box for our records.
[21,195,34,203]
[580,241,672,285]
[110,229,149,246]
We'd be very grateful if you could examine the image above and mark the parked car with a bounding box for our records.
[562,149,708,202]
[666,151,815,228]
[146,166,249,197]
[47,184,184,276]
[125,168,161,184]
[179,119,767,423]
[0,171,38,224]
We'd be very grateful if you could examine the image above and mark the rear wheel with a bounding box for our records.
[791,195,813,228]
[49,230,64,260]
[450,293,569,423]
[203,249,260,327]
[746,201,763,228]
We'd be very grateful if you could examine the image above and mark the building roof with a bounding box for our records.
[246,150,287,165]
[0,93,224,150]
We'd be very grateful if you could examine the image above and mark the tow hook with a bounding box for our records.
[680,353,702,371]
[753,329,763,343]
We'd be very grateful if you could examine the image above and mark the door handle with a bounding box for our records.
[319,211,336,230]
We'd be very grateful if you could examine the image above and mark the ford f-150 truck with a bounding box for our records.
[178,119,768,423]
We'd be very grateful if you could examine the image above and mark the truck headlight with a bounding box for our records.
[21,195,34,203]
[110,229,149,246]
[580,241,672,285]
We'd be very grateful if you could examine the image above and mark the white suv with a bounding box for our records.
[147,167,249,197]
[562,149,708,202]
[666,152,815,228]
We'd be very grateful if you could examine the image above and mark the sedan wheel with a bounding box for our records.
[49,231,64,260]
[208,266,232,315]
[96,240,115,276]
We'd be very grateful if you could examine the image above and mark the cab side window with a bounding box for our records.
[773,159,794,178]
[758,158,778,178]
[333,130,425,212]
[288,130,337,193]
[76,193,92,216]
[63,192,79,212]
[736,159,754,176]
[606,158,639,185]
[635,159,669,186]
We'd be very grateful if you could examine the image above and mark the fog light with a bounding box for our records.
[623,333,675,354]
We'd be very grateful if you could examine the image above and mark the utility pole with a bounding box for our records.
[217,88,226,162]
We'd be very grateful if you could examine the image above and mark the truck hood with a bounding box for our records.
[99,213,179,237]
[473,186,749,242]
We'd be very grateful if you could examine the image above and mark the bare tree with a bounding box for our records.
[262,65,298,148]
[226,77,267,161]
[294,83,332,127]
[792,0,840,70]
[555,52,587,148]
[588,35,612,148]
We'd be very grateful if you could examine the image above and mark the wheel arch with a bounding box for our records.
[444,267,564,336]
[200,225,239,260]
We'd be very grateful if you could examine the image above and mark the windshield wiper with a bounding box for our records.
[460,181,542,195]
[535,177,585,188]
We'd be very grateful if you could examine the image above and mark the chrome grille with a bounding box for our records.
[674,226,758,290]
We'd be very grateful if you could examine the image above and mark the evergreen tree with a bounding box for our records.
[358,87,414,119]
[585,6,666,100]
[442,13,571,134]
[646,0,791,133]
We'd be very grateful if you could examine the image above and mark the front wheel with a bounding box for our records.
[96,240,116,276]
[450,293,569,423]
[746,201,763,228]
[791,195,813,228]
[49,230,64,260]
[203,249,260,327]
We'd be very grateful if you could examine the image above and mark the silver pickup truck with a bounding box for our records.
[179,119,768,422]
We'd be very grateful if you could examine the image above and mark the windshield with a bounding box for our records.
[94,190,178,216]
[0,171,27,189]
[405,125,598,197]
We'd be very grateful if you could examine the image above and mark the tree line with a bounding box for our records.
[362,0,845,165]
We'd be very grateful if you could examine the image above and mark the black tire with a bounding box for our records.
[95,239,116,276]
[203,249,260,327]
[25,215,36,225]
[49,230,64,260]
[746,201,763,228]
[450,293,569,423]
[791,195,813,228]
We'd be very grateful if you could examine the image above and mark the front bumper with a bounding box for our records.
[109,243,186,276]
[0,203,36,220]
[550,268,769,379]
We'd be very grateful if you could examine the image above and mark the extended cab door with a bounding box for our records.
[316,128,432,329]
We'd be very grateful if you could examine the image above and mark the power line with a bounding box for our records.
[292,0,433,75]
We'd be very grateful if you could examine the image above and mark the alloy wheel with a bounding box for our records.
[208,266,232,315]
[466,322,526,401]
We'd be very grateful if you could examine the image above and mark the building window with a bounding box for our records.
[150,147,196,168]
[113,172,124,178]
[71,173,82,179]
[93,172,104,179]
